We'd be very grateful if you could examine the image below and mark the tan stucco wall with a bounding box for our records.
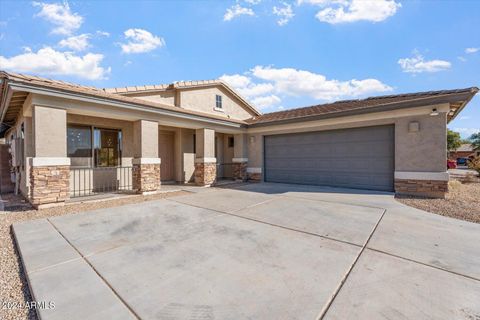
[127,90,175,106]
[180,87,253,120]
[133,120,159,158]
[67,114,135,165]
[395,113,447,172]
[195,128,215,158]
[33,105,67,157]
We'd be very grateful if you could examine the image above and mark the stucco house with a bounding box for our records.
[0,71,477,207]
[449,143,479,160]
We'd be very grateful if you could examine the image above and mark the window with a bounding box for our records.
[215,95,222,109]
[67,125,122,167]
[94,128,122,167]
[67,125,92,167]
[228,136,234,148]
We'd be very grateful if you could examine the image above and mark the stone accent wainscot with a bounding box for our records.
[133,163,160,193]
[395,179,448,198]
[195,162,216,186]
[233,162,248,181]
[247,168,262,182]
[30,165,70,208]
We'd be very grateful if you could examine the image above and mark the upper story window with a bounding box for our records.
[215,95,223,109]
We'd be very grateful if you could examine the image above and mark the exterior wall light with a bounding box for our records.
[430,108,439,116]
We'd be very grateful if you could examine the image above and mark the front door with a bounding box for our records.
[158,131,175,181]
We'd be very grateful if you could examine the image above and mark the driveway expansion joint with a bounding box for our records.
[316,208,388,320]
[166,198,364,248]
[365,247,480,282]
[46,218,141,320]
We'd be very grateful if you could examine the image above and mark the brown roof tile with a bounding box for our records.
[0,71,247,125]
[248,88,478,125]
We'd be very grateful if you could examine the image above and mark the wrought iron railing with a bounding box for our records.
[216,163,235,179]
[70,166,133,198]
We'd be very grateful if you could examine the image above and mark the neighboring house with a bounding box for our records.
[0,71,477,207]
[449,143,478,159]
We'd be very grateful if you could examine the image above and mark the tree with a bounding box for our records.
[469,132,480,150]
[447,129,462,153]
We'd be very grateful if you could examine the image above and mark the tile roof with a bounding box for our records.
[456,144,474,152]
[0,71,247,125]
[104,80,223,94]
[247,87,479,125]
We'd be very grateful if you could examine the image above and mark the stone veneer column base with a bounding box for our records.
[30,165,70,208]
[394,179,448,199]
[233,162,248,181]
[133,163,160,194]
[247,168,262,182]
[194,162,216,186]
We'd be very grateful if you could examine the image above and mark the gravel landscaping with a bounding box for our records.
[0,191,188,320]
[396,181,480,224]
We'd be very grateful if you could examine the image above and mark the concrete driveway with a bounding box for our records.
[13,183,480,320]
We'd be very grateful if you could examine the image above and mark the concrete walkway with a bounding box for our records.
[12,183,480,320]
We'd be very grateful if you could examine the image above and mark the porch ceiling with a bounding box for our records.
[0,90,28,137]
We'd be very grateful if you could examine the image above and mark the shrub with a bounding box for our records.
[467,156,480,175]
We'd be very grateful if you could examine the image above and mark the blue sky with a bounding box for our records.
[0,0,478,137]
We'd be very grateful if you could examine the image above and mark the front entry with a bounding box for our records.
[159,131,175,182]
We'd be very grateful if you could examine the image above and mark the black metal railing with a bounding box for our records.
[216,163,235,179]
[70,166,133,198]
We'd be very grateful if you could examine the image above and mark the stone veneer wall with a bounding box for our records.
[194,162,216,186]
[30,165,70,207]
[394,179,448,198]
[233,162,247,181]
[247,172,261,182]
[133,163,160,193]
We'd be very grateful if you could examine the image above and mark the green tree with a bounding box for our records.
[469,132,480,149]
[447,129,462,153]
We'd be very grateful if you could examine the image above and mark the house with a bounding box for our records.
[0,71,477,207]
[449,143,478,159]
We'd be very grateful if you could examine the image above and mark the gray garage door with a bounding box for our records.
[264,125,394,191]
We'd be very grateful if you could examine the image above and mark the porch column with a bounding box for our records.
[232,133,248,181]
[30,106,70,208]
[132,120,161,194]
[194,128,216,186]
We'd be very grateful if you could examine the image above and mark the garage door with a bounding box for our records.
[264,125,394,191]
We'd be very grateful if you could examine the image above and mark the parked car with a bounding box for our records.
[456,157,468,166]
[447,159,457,169]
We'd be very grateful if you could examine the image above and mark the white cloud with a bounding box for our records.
[457,56,467,62]
[398,52,451,73]
[465,47,479,54]
[301,0,401,24]
[458,116,471,120]
[451,128,480,137]
[220,74,274,98]
[58,33,90,51]
[120,28,165,54]
[252,95,282,108]
[224,4,255,21]
[273,3,295,26]
[244,0,262,4]
[221,66,392,109]
[33,1,83,35]
[251,65,392,100]
[0,46,110,80]
[96,30,110,37]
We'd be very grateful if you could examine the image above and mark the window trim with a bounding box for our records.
[67,124,123,168]
[215,94,223,111]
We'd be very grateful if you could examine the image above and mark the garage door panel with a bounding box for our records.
[264,125,394,191]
